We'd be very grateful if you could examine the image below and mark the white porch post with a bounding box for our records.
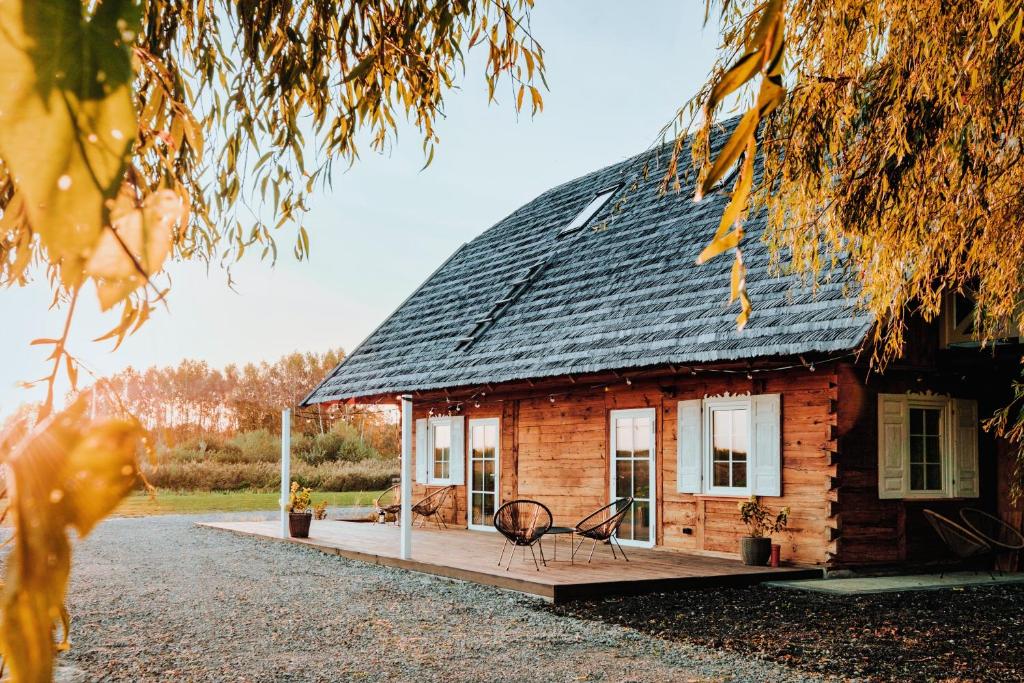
[280,408,291,538]
[400,395,413,559]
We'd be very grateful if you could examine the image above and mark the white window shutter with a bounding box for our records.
[952,399,980,498]
[751,393,782,497]
[877,394,908,499]
[415,418,428,484]
[677,399,703,493]
[449,416,466,485]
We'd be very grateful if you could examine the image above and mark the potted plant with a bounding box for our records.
[313,500,328,521]
[286,481,313,538]
[737,496,790,566]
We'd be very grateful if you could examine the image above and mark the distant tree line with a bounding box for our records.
[74,349,398,456]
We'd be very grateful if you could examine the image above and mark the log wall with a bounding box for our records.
[409,368,836,565]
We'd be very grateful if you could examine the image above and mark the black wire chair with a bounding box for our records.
[412,486,455,529]
[923,509,993,576]
[572,497,634,563]
[960,507,1024,571]
[494,500,552,571]
[373,484,401,525]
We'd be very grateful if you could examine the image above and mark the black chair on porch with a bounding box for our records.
[922,509,993,574]
[960,507,1024,571]
[412,485,455,529]
[572,497,634,563]
[494,500,552,571]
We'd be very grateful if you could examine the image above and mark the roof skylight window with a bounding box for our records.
[559,186,618,235]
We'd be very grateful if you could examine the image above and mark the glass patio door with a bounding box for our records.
[609,408,656,547]
[467,418,499,531]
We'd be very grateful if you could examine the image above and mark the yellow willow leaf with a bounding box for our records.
[746,0,784,52]
[696,228,742,264]
[530,86,543,113]
[0,0,138,276]
[85,189,183,310]
[697,108,758,200]
[712,139,757,240]
[730,256,744,303]
[708,51,762,111]
[756,76,786,118]
[0,399,143,682]
[736,287,752,330]
[762,13,786,76]
[343,53,377,83]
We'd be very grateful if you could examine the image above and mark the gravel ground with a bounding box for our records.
[553,584,1024,682]
[57,514,821,682]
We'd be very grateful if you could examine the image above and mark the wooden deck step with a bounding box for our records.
[199,520,821,603]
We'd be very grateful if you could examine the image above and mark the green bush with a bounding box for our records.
[295,423,378,465]
[140,458,398,492]
[227,429,280,462]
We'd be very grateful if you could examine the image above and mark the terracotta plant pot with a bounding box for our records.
[289,512,312,538]
[739,536,772,566]
[770,543,781,567]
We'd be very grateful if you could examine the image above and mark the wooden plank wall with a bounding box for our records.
[655,372,834,566]
[410,368,836,565]
[832,357,1019,569]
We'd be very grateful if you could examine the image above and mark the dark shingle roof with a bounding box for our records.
[303,125,872,404]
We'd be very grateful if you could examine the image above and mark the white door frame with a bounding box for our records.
[609,408,657,548]
[467,417,500,532]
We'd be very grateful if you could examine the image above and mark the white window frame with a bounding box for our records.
[466,417,500,532]
[878,393,980,500]
[427,417,454,486]
[905,396,951,498]
[560,186,619,235]
[609,408,657,548]
[703,397,753,497]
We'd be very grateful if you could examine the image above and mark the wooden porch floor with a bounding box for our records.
[199,520,821,603]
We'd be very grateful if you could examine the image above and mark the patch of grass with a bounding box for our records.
[114,490,381,517]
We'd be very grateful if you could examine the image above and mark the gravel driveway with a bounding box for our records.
[58,514,821,682]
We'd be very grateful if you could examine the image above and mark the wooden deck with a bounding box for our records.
[200,520,821,603]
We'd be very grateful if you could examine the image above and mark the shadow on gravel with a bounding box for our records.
[545,583,1024,682]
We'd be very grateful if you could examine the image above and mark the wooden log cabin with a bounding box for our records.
[302,126,1023,572]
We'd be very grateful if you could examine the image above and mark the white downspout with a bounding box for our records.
[280,408,291,538]
[400,395,413,559]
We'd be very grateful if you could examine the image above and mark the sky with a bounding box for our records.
[0,1,723,417]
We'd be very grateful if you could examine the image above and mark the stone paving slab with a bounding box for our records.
[765,570,1024,594]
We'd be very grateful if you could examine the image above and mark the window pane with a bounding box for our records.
[713,461,730,487]
[471,493,483,525]
[616,459,632,498]
[484,459,495,490]
[713,410,732,453]
[915,408,925,435]
[486,425,497,450]
[910,463,925,491]
[733,409,749,454]
[926,464,942,491]
[633,500,650,542]
[633,418,650,456]
[434,424,450,448]
[910,435,924,463]
[616,419,633,456]
[925,436,942,465]
[733,461,747,488]
[618,506,635,541]
[472,460,484,490]
[634,460,649,499]
[924,409,940,434]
